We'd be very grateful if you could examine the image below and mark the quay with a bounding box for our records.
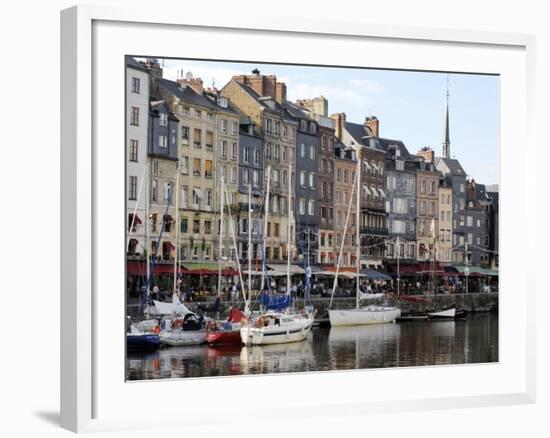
[127,292,499,325]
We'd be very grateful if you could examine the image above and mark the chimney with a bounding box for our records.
[232,71,286,102]
[296,96,328,116]
[176,73,203,94]
[416,146,435,163]
[275,82,287,103]
[330,112,346,140]
[365,116,379,138]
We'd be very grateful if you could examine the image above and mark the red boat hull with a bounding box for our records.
[205,330,242,345]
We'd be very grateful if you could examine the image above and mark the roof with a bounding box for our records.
[344,122,386,152]
[435,157,467,176]
[160,79,237,115]
[126,56,149,73]
[378,137,421,162]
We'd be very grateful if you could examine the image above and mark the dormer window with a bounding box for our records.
[218,97,228,108]
[395,159,404,171]
[160,113,168,126]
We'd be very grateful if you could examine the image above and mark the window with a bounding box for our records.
[163,182,172,204]
[151,179,158,202]
[272,196,278,213]
[299,198,306,215]
[221,119,228,132]
[230,167,237,184]
[477,219,481,227]
[205,220,212,234]
[195,109,202,118]
[221,141,228,158]
[205,131,213,149]
[282,147,288,161]
[459,199,465,210]
[467,233,473,244]
[159,135,167,148]
[282,170,288,187]
[207,112,214,120]
[266,118,272,133]
[460,183,465,193]
[466,216,473,226]
[273,169,280,186]
[429,180,436,195]
[192,187,201,208]
[274,144,280,160]
[395,160,404,171]
[253,170,259,187]
[300,171,306,187]
[193,219,200,234]
[300,143,306,158]
[181,185,188,208]
[129,139,138,162]
[243,147,249,163]
[160,113,168,126]
[420,201,426,215]
[242,169,249,185]
[129,176,137,200]
[309,145,315,160]
[131,77,140,93]
[393,220,405,234]
[393,198,407,214]
[336,168,342,182]
[309,172,315,188]
[232,143,238,160]
[420,179,426,194]
[308,200,315,215]
[130,106,139,126]
[180,218,188,233]
[459,215,465,226]
[429,201,436,216]
[254,149,260,165]
[193,128,201,147]
[231,121,238,134]
[205,160,213,178]
[193,158,201,176]
[182,126,189,140]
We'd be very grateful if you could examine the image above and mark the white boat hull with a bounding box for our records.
[328,306,401,327]
[240,316,314,346]
[159,330,206,346]
[428,307,456,319]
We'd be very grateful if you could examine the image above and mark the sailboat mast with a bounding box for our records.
[223,186,246,303]
[247,184,252,307]
[287,163,292,295]
[261,164,271,292]
[173,163,180,296]
[217,178,224,297]
[396,235,400,295]
[356,152,361,310]
[145,160,150,294]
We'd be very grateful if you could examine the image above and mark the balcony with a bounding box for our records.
[360,226,389,236]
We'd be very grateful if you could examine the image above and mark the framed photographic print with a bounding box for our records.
[61,5,536,433]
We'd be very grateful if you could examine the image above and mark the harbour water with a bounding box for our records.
[126,313,498,380]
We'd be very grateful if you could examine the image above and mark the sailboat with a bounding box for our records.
[328,152,401,327]
[240,164,315,345]
[205,178,249,345]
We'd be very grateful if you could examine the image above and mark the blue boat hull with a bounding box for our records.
[127,333,161,353]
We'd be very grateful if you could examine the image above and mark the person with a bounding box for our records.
[151,285,159,301]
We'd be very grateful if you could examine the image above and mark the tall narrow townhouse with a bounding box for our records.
[333,141,357,267]
[159,78,221,264]
[295,97,335,267]
[284,101,320,268]
[415,148,441,262]
[437,177,453,263]
[222,73,298,266]
[126,57,150,260]
[332,113,389,269]
[380,138,418,266]
[465,180,492,267]
[147,99,179,266]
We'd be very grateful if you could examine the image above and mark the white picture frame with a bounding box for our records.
[60,5,536,433]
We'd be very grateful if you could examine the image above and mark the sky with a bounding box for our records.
[153,58,499,185]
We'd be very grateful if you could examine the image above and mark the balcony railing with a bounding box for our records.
[360,226,389,236]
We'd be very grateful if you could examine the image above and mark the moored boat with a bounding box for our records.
[329,305,401,327]
[127,331,161,352]
[205,307,246,345]
[240,311,314,346]
[428,305,467,320]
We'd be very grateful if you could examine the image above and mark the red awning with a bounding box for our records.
[127,261,183,275]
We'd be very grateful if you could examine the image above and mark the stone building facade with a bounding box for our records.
[437,178,453,263]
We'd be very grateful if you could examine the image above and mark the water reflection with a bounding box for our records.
[127,313,498,381]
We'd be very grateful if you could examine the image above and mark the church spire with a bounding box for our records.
[442,74,451,158]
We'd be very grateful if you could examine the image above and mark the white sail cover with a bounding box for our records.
[153,294,193,316]
[358,292,385,301]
